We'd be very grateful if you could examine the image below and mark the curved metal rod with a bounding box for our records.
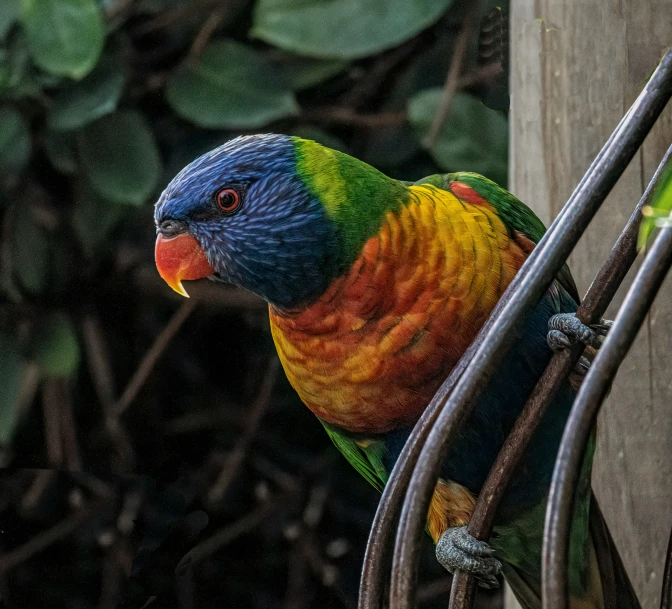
[662,525,672,609]
[358,395,447,608]
[542,225,672,609]
[357,54,653,609]
[449,144,672,608]
[359,351,475,607]
[388,49,672,609]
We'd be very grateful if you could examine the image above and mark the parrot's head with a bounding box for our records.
[154,134,405,309]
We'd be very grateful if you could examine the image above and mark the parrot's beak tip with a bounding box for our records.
[171,279,191,298]
[155,232,214,298]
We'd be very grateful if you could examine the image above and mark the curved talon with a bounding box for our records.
[547,313,612,352]
[548,328,574,351]
[436,526,502,589]
[575,355,592,376]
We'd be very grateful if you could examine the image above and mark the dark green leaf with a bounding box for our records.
[273,56,347,90]
[77,110,162,205]
[0,106,30,171]
[166,40,298,129]
[34,71,63,87]
[0,33,30,92]
[12,206,49,292]
[47,53,126,131]
[252,0,453,59]
[34,312,80,377]
[44,129,78,173]
[362,123,419,168]
[359,35,453,169]
[0,332,24,444]
[21,0,105,79]
[136,0,185,13]
[408,90,508,186]
[0,0,21,40]
[73,181,127,255]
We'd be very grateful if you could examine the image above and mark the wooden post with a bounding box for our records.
[508,1,672,608]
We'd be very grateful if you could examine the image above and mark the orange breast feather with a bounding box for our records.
[270,185,528,434]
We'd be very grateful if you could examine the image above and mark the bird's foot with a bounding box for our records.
[572,355,593,378]
[547,313,612,352]
[436,526,501,589]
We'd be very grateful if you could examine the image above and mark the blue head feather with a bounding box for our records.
[155,134,343,309]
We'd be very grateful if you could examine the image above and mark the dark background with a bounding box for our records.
[0,0,509,607]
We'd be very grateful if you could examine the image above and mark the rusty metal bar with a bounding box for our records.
[387,50,672,609]
[542,223,672,609]
[359,103,648,609]
[662,525,672,609]
[357,67,645,609]
[449,144,672,608]
[357,64,666,609]
[359,358,472,608]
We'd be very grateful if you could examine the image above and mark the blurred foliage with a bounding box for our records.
[638,154,672,250]
[0,0,508,607]
[251,0,454,59]
[408,90,507,185]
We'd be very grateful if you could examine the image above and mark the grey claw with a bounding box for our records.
[547,313,611,351]
[548,328,573,351]
[436,526,501,589]
[592,319,613,335]
[574,355,591,376]
[478,574,500,590]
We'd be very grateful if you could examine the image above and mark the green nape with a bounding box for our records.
[292,137,408,262]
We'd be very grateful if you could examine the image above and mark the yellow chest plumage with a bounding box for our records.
[269,185,528,433]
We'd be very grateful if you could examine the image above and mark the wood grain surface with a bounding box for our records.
[508,1,672,607]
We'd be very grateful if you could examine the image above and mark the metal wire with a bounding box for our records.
[358,59,645,609]
[359,313,480,608]
[449,143,672,608]
[542,224,672,609]
[356,64,665,609]
[388,49,672,609]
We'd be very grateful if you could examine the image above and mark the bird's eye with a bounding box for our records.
[216,188,241,214]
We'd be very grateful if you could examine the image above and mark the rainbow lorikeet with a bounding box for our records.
[153,135,638,609]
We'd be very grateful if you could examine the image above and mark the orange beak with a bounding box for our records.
[155,233,215,297]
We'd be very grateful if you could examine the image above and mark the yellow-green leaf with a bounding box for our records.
[638,159,672,250]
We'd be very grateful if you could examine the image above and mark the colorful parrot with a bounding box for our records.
[153,135,638,609]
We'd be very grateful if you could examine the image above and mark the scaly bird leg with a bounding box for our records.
[547,313,613,383]
[547,313,612,353]
[436,526,502,589]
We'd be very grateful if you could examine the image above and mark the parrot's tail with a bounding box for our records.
[501,493,640,609]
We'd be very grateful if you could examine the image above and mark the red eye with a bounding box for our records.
[216,188,241,213]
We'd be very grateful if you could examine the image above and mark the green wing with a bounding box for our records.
[320,421,388,492]
[412,171,580,304]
